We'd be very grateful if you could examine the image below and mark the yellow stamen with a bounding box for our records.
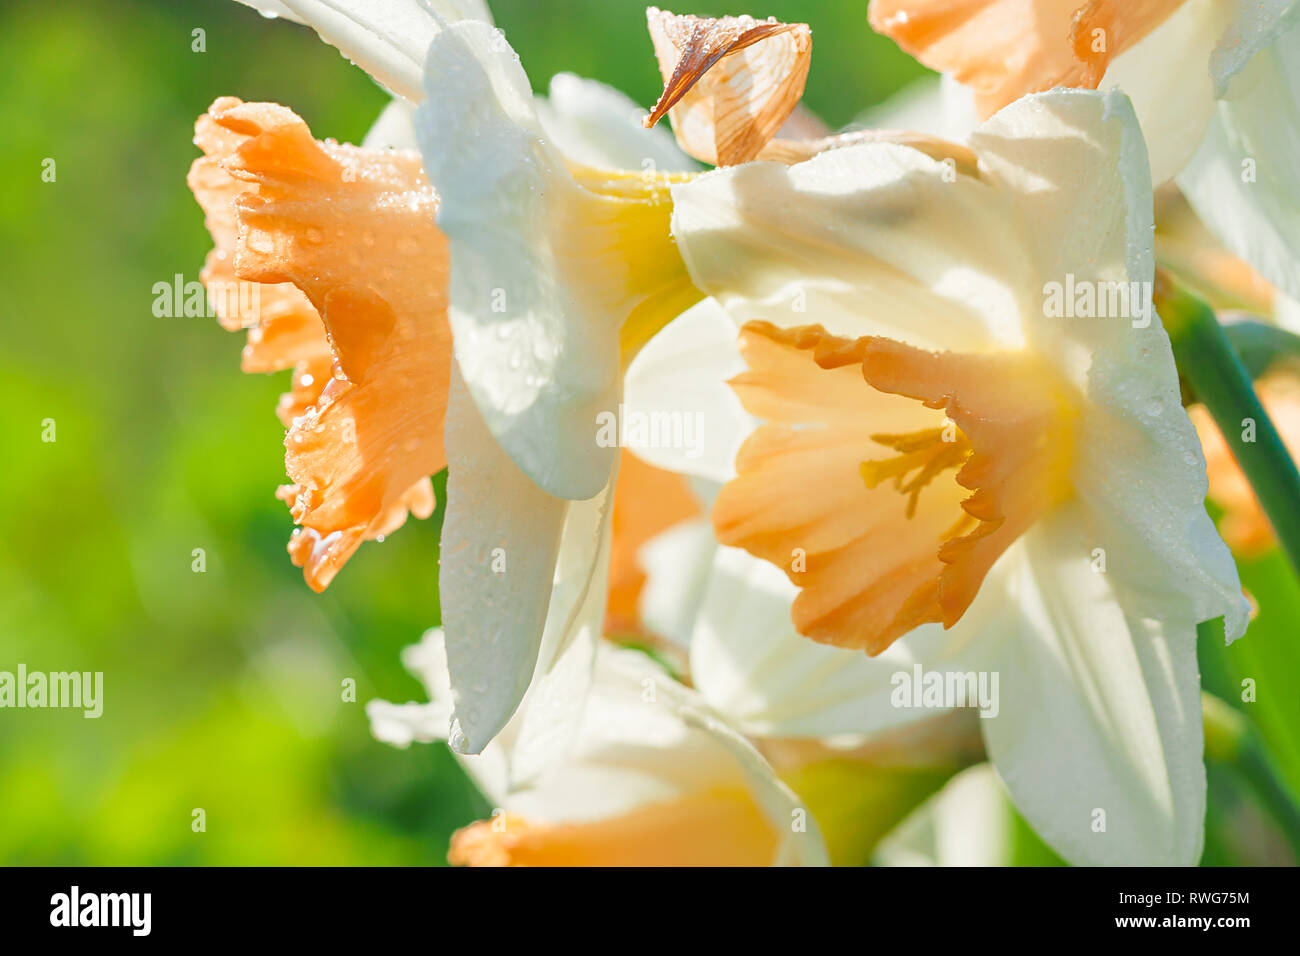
[860,425,973,518]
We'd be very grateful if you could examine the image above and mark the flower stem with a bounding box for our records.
[1157,273,1300,579]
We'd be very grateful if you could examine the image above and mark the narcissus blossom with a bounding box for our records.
[368,629,828,866]
[200,1,1291,868]
[415,17,701,754]
[638,88,1248,865]
[197,1,704,759]
[868,0,1300,298]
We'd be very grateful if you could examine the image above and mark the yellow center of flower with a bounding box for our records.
[566,163,705,363]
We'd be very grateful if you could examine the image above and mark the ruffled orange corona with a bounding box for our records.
[189,98,451,591]
[714,322,1075,654]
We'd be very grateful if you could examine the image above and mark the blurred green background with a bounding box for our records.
[0,0,1295,865]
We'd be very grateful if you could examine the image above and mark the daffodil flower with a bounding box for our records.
[367,629,828,866]
[188,96,447,591]
[632,88,1248,865]
[199,1,705,759]
[415,17,704,754]
[868,0,1300,300]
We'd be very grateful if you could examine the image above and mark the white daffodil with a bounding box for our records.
[415,18,703,755]
[367,629,828,866]
[209,1,705,760]
[628,88,1248,866]
[868,0,1300,299]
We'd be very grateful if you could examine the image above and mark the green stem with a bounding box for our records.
[1157,275,1300,580]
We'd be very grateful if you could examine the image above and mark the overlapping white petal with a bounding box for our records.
[1097,0,1231,185]
[438,370,569,754]
[978,507,1207,866]
[690,545,988,738]
[669,141,1032,353]
[972,91,1249,643]
[417,19,627,500]
[663,89,1243,866]
[1209,0,1300,93]
[536,73,698,173]
[622,298,754,483]
[1075,0,1299,190]
[437,365,616,756]
[636,517,716,647]
[359,97,419,150]
[1180,23,1300,302]
[369,631,828,866]
[852,74,977,143]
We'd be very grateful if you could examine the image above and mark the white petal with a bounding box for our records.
[670,140,1034,353]
[655,675,830,867]
[536,73,698,172]
[1179,24,1300,301]
[689,546,990,738]
[417,20,620,499]
[622,297,753,483]
[360,98,419,150]
[510,647,829,866]
[1209,0,1300,94]
[369,627,513,804]
[399,627,453,701]
[976,90,1247,640]
[852,74,977,144]
[1097,0,1232,184]
[365,699,452,748]
[971,89,1153,332]
[507,478,615,786]
[980,506,1207,866]
[438,368,568,754]
[637,517,718,647]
